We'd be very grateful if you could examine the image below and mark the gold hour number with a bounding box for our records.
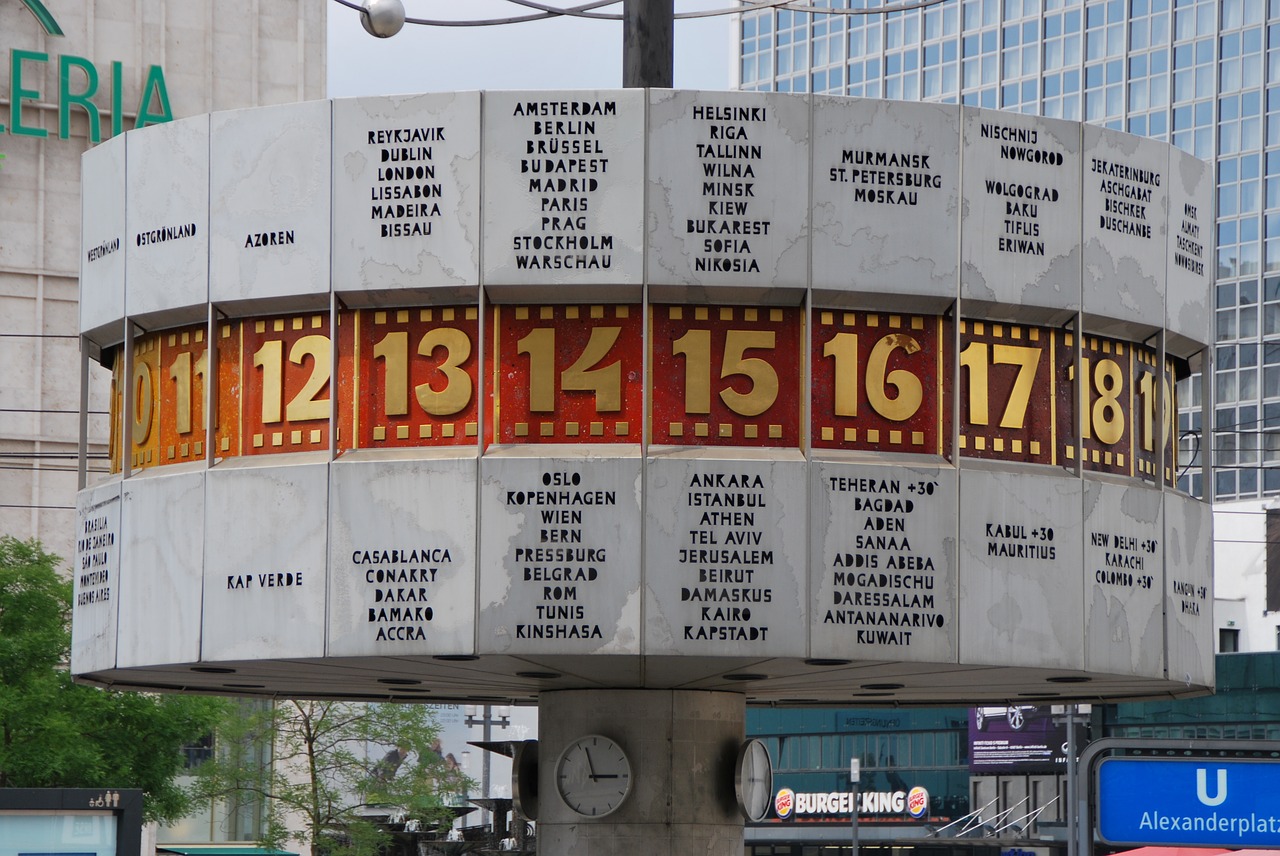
[1066,357,1126,446]
[959,341,1042,429]
[132,362,154,445]
[822,332,923,421]
[1136,370,1174,453]
[673,329,778,417]
[169,350,209,435]
[252,334,331,424]
[372,327,473,417]
[517,327,623,413]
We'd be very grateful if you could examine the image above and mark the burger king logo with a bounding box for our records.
[775,788,795,819]
[907,786,929,819]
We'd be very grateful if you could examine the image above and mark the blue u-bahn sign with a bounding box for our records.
[1098,758,1280,848]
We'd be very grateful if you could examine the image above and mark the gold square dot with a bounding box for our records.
[912,431,924,445]
[669,423,684,436]
[590,422,604,436]
[274,319,285,332]
[695,423,710,437]
[566,422,580,436]
[993,437,1004,452]
[566,306,580,320]
[311,430,322,444]
[147,450,154,463]
[515,423,529,437]
[614,306,630,319]
[867,429,880,443]
[1030,328,1040,342]
[719,423,733,438]
[272,432,284,447]
[540,422,554,437]
[397,425,409,440]
[669,307,683,320]
[973,321,984,336]
[844,312,857,326]
[615,422,629,436]
[419,424,433,438]
[845,428,857,442]
[739,424,756,439]
[516,307,529,320]
[1011,327,1023,340]
[1011,439,1022,453]
[396,309,409,323]
[993,324,1003,338]
[168,445,177,459]
[195,329,204,343]
[695,307,708,320]
[221,437,231,451]
[1091,449,1101,462]
[911,316,924,330]
[889,315,902,329]
[720,307,734,321]
[1117,454,1125,467]
[540,306,554,320]
[290,430,302,444]
[290,317,302,331]
[465,307,478,320]
[867,314,879,328]
[465,423,477,436]
[745,308,758,322]
[375,311,388,325]
[769,424,782,438]
[890,430,902,445]
[770,309,782,322]
[168,334,177,347]
[1104,451,1113,465]
[974,436,986,450]
[182,331,192,345]
[253,433,264,448]
[374,426,386,441]
[255,321,266,334]
[443,308,456,321]
[822,426,834,441]
[1065,444,1075,459]
[590,306,604,319]
[821,311,834,325]
[959,435,968,448]
[420,309,433,322]
[1089,337,1099,350]
[1115,342,1125,356]
[442,424,455,438]
[177,442,188,458]
[1102,340,1112,354]
[959,320,968,334]
[1030,441,1041,455]
[312,315,323,329]
[222,325,232,339]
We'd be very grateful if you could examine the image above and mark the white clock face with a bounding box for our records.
[555,734,632,818]
[736,738,774,822]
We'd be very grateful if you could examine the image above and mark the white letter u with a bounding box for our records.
[1196,769,1227,806]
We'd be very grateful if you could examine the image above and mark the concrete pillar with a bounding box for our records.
[537,689,744,855]
[623,0,674,88]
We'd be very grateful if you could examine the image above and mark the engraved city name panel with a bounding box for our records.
[644,453,807,656]
[210,100,332,306]
[80,135,126,342]
[332,93,481,296]
[958,468,1085,671]
[811,97,960,308]
[810,459,958,662]
[1165,490,1213,687]
[647,90,810,296]
[328,453,477,656]
[73,480,122,674]
[478,452,642,654]
[1083,479,1164,678]
[1165,145,1214,355]
[483,89,644,292]
[202,462,329,661]
[961,107,1082,324]
[126,114,210,322]
[117,469,204,668]
[1082,124,1168,337]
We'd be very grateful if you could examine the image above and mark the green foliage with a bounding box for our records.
[0,536,227,822]
[194,699,472,856]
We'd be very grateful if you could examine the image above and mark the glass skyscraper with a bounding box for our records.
[738,0,1260,500]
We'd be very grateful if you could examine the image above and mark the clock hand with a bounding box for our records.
[585,747,599,780]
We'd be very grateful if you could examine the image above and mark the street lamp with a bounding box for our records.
[465,705,512,829]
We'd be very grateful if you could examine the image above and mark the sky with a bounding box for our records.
[326,1,735,97]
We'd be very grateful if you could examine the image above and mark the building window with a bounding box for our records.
[1220,627,1241,651]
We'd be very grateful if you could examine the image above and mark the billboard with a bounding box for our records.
[968,706,1078,773]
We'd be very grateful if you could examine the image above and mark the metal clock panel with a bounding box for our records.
[555,734,632,818]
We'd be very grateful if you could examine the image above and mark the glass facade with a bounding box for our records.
[737,0,1276,500]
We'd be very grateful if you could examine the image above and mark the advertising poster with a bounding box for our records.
[968,706,1082,772]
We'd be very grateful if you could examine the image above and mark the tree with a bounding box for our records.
[193,698,472,856]
[0,535,227,822]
